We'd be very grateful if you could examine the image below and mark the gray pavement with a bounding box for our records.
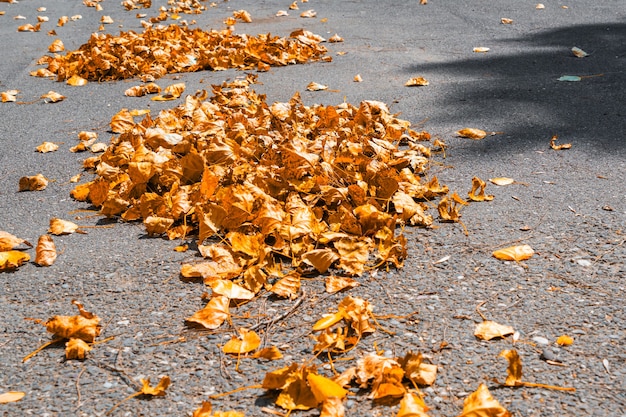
[1,1,625,416]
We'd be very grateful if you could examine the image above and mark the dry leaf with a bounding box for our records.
[41,91,65,103]
[300,9,316,18]
[0,391,25,404]
[325,276,359,294]
[474,320,515,341]
[211,279,255,300]
[139,376,171,396]
[489,177,514,186]
[356,353,406,399]
[45,300,101,342]
[397,392,431,417]
[289,2,299,10]
[270,272,301,299]
[192,401,245,417]
[307,373,348,403]
[556,335,574,346]
[185,295,229,329]
[468,176,494,202]
[501,18,513,24]
[0,251,30,271]
[67,74,88,86]
[0,231,32,251]
[100,15,113,24]
[329,34,343,43]
[399,352,438,386]
[1,90,19,102]
[405,77,429,87]
[353,74,363,82]
[473,47,490,53]
[320,397,345,417]
[252,346,283,360]
[498,349,523,386]
[48,39,64,52]
[457,128,487,139]
[35,234,57,266]
[571,47,588,58]
[306,81,328,91]
[550,135,571,150]
[492,244,534,261]
[65,338,92,359]
[36,141,59,153]
[152,82,185,101]
[19,174,48,191]
[233,10,252,23]
[457,384,511,417]
[536,3,545,9]
[48,218,80,235]
[276,10,289,16]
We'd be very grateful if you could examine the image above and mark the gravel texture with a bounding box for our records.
[1,1,625,416]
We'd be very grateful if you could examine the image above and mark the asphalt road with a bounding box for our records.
[1,1,625,416]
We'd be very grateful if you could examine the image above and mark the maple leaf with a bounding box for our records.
[185,295,229,329]
[45,300,101,343]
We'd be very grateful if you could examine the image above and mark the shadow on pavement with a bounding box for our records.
[405,23,626,154]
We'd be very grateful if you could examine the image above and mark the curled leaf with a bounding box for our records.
[48,218,80,235]
[36,141,59,153]
[474,320,514,341]
[405,77,429,87]
[35,234,57,266]
[19,174,48,191]
[492,244,534,261]
[456,128,487,139]
[0,251,30,271]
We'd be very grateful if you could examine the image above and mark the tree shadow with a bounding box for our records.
[404,23,626,155]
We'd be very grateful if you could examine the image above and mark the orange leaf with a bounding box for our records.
[397,392,431,417]
[556,335,574,346]
[498,349,523,386]
[140,376,171,396]
[0,251,30,271]
[45,300,101,342]
[210,280,255,300]
[405,77,429,87]
[252,346,283,360]
[325,276,359,294]
[222,328,261,354]
[65,338,92,360]
[0,231,32,251]
[306,373,348,403]
[457,384,511,417]
[302,248,339,273]
[456,128,487,139]
[270,272,301,299]
[185,295,229,329]
[492,245,534,261]
[468,176,494,202]
[36,142,59,153]
[474,321,514,341]
[35,234,57,266]
[48,218,79,235]
[19,174,48,191]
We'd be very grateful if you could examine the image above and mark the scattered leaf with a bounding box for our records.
[457,384,511,417]
[501,18,513,24]
[0,251,30,271]
[307,373,348,403]
[233,10,252,23]
[48,218,80,235]
[185,295,229,329]
[67,74,88,86]
[65,338,92,359]
[536,3,545,9]
[556,335,574,346]
[48,39,64,52]
[550,135,571,150]
[1,90,19,102]
[100,15,113,24]
[329,34,343,43]
[300,10,316,18]
[492,244,534,261]
[405,77,429,87]
[353,74,363,82]
[40,91,65,103]
[489,177,514,186]
[0,231,32,251]
[306,81,328,91]
[36,141,59,153]
[35,234,57,266]
[468,176,494,202]
[325,276,359,294]
[0,391,25,404]
[571,46,588,58]
[397,392,431,417]
[252,346,283,361]
[473,47,490,53]
[19,174,48,191]
[456,128,487,139]
[474,320,515,341]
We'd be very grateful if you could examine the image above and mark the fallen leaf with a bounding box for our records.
[67,74,88,86]
[0,391,25,404]
[397,392,431,417]
[473,47,490,53]
[536,3,545,9]
[276,10,289,17]
[48,218,80,235]
[399,352,438,386]
[457,384,511,417]
[468,176,494,202]
[558,75,581,82]
[19,174,48,191]
[300,9,316,18]
[474,320,515,341]
[307,373,348,403]
[48,39,64,52]
[289,2,299,10]
[492,244,534,261]
[571,46,588,58]
[0,251,30,271]
[457,128,487,139]
[35,234,57,266]
[550,135,571,150]
[185,295,229,329]
[233,10,252,23]
[65,338,92,359]
[329,34,343,43]
[306,81,328,91]
[252,346,283,360]
[405,77,429,87]
[1,90,19,102]
[489,177,515,186]
[40,91,65,103]
[498,349,523,386]
[36,141,59,153]
[0,231,32,251]
[325,276,359,294]
[501,18,513,24]
[353,74,363,82]
[211,280,255,300]
[192,401,245,417]
[556,335,574,346]
[100,15,114,24]
[45,300,101,343]
[152,82,185,101]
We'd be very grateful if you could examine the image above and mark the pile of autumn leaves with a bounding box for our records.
[32,24,330,82]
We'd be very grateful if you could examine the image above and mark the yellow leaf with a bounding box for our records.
[67,74,87,86]
[320,396,345,417]
[397,392,431,417]
[270,272,301,299]
[498,349,523,386]
[110,108,135,133]
[306,81,328,91]
[0,391,25,404]
[325,276,359,294]
[192,401,245,417]
[353,74,363,82]
[457,128,487,139]
[312,311,345,332]
[550,135,571,150]
[501,18,513,24]
[300,9,317,18]
[1,90,19,102]
[40,91,65,103]
[36,141,59,153]
[492,244,534,261]
[152,83,185,101]
[233,10,252,23]
[457,384,511,417]
[474,320,514,341]
[405,77,429,87]
[489,177,514,186]
[468,176,494,202]
[252,346,283,360]
[556,335,574,346]
[210,280,255,300]
[0,251,30,271]
[48,39,64,52]
[306,373,348,403]
[399,352,438,386]
[35,234,57,266]
[140,376,170,396]
[302,248,339,273]
[329,34,343,43]
[223,328,261,354]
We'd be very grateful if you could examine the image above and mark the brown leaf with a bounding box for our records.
[397,392,431,417]
[474,320,514,341]
[40,91,65,103]
[302,248,339,273]
[252,346,283,361]
[48,39,64,52]
[223,328,261,354]
[306,81,328,91]
[45,300,101,342]
[19,174,48,191]
[185,295,229,329]
[35,234,57,266]
[457,384,511,417]
[492,244,534,261]
[1,90,19,102]
[67,74,87,86]
[210,279,255,300]
[405,77,429,87]
[468,176,494,202]
[550,135,571,150]
[498,349,523,386]
[233,10,252,23]
[270,272,301,299]
[325,276,359,294]
[65,338,92,360]
[139,376,170,396]
[0,231,32,251]
[36,141,59,153]
[110,108,135,133]
[399,352,438,386]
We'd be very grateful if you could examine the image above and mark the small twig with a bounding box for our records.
[248,290,307,332]
[208,384,263,399]
[475,301,488,321]
[23,337,64,362]
[75,366,86,409]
